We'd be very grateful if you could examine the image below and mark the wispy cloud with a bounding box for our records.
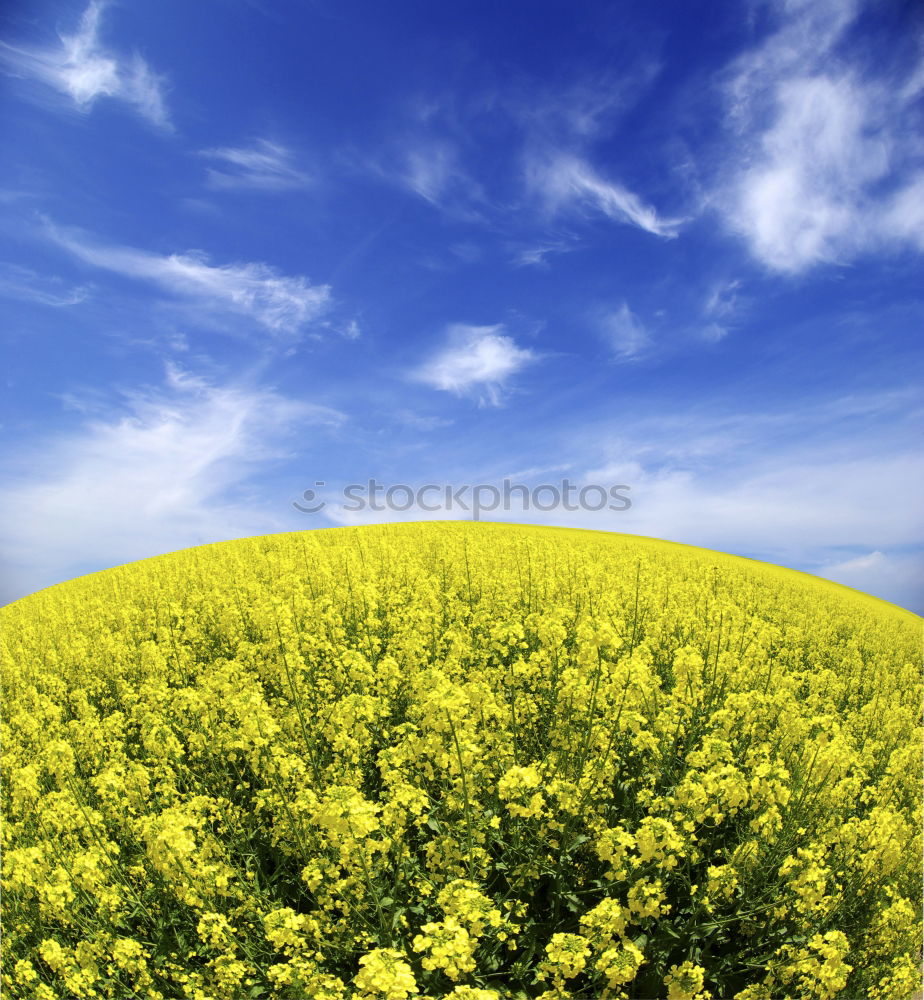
[411,324,539,406]
[526,152,681,238]
[402,140,458,204]
[0,1,170,128]
[816,549,924,608]
[0,365,344,603]
[393,409,454,431]
[0,263,91,307]
[315,317,362,339]
[46,221,331,335]
[508,68,661,141]
[699,278,743,342]
[198,138,311,191]
[386,138,484,218]
[717,0,924,271]
[881,171,924,253]
[725,0,862,120]
[703,279,741,321]
[599,302,652,360]
[509,236,577,268]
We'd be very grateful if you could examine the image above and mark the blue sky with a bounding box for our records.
[1,0,922,611]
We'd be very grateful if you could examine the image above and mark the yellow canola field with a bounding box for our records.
[1,522,921,1000]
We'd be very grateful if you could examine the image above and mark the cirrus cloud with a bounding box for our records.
[525,151,682,238]
[198,138,312,191]
[0,1,171,128]
[46,221,332,336]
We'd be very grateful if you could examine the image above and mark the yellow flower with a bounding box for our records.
[354,948,418,999]
[596,940,645,986]
[412,917,476,980]
[538,932,591,983]
[1,522,919,999]
[664,960,710,1000]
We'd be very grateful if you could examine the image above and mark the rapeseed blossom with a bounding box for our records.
[355,948,418,998]
[1,521,920,998]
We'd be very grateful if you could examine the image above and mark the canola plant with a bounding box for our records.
[1,522,921,1000]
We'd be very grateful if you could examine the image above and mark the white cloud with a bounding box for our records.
[725,0,861,120]
[600,303,651,360]
[594,451,924,556]
[509,68,661,141]
[402,141,457,204]
[700,323,729,344]
[816,550,924,610]
[526,152,682,238]
[47,222,331,335]
[698,278,743,342]
[317,317,362,339]
[0,263,91,307]
[0,366,344,604]
[881,172,924,253]
[393,410,454,430]
[0,1,170,127]
[509,237,577,268]
[199,139,311,191]
[719,0,924,271]
[385,139,484,218]
[703,279,741,321]
[360,136,483,221]
[732,76,887,270]
[412,324,539,406]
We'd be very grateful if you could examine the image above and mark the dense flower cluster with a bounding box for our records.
[1,521,921,998]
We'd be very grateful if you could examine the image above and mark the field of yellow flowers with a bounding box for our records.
[2,522,921,1000]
